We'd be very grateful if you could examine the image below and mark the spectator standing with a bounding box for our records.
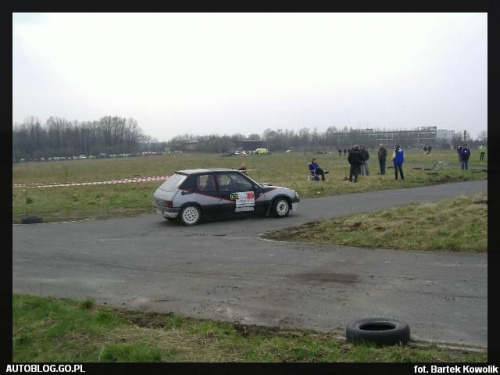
[360,146,370,176]
[457,145,463,162]
[479,145,486,161]
[392,144,405,180]
[377,144,387,175]
[238,162,248,175]
[460,144,471,170]
[347,145,364,183]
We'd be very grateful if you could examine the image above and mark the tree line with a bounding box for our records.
[13,116,147,160]
[13,116,487,161]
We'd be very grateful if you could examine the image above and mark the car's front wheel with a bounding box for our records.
[273,198,290,218]
[179,205,202,226]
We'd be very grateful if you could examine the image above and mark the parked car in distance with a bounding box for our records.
[153,168,300,225]
[254,148,269,155]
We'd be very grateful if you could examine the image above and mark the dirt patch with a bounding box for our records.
[347,221,362,231]
[424,175,469,186]
[261,221,321,241]
[114,309,175,329]
[233,323,283,338]
[232,323,325,339]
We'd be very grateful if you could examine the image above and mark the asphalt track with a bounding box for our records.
[12,180,487,350]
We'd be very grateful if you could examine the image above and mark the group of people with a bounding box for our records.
[346,144,404,182]
[457,144,488,169]
[308,144,405,183]
[311,141,481,183]
[347,145,371,180]
[245,142,481,185]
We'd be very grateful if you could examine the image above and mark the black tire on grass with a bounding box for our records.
[346,318,410,346]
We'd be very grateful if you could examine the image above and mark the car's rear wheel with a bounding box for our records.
[273,198,290,218]
[180,205,202,226]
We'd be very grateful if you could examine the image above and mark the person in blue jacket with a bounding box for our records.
[309,157,328,181]
[460,144,471,170]
[392,144,405,180]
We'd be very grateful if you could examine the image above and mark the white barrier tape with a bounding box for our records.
[13,176,169,189]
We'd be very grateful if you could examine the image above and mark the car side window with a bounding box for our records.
[216,174,232,191]
[217,173,253,192]
[196,174,216,192]
[179,175,197,191]
[232,173,254,191]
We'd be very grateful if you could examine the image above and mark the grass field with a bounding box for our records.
[13,294,487,363]
[261,192,487,252]
[12,149,487,224]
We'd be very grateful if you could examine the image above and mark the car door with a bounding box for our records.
[192,173,220,215]
[215,172,257,216]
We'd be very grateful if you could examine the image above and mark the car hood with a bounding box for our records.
[261,182,290,189]
[259,183,298,195]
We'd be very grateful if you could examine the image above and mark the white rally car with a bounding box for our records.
[153,168,300,225]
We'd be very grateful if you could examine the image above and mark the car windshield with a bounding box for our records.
[158,173,187,192]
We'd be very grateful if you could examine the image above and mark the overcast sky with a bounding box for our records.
[12,13,487,141]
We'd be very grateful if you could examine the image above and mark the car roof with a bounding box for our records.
[175,168,240,175]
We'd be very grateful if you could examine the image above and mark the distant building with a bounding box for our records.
[342,126,455,148]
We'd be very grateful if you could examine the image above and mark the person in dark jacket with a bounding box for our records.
[377,144,387,175]
[348,145,364,183]
[392,144,405,180]
[460,144,471,170]
[360,145,370,176]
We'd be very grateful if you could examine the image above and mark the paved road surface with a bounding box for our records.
[13,180,488,349]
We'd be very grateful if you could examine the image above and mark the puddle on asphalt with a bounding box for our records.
[293,272,358,283]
